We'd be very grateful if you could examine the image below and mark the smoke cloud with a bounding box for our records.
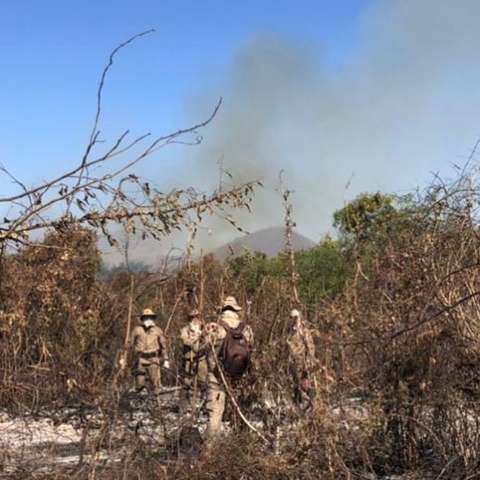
[107,1,480,264]
[181,1,480,247]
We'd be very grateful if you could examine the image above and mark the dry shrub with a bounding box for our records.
[7,166,480,479]
[324,166,480,477]
[0,227,131,409]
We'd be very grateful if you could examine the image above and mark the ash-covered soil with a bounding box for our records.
[0,392,439,479]
[0,386,200,477]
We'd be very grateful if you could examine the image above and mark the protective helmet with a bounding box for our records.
[290,309,301,319]
[222,296,242,312]
[141,308,157,319]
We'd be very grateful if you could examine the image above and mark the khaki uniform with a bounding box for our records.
[131,324,168,393]
[205,309,254,440]
[180,321,208,409]
[287,321,316,406]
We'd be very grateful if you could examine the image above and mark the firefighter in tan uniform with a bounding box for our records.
[180,309,208,411]
[204,296,253,441]
[287,309,317,407]
[131,308,169,394]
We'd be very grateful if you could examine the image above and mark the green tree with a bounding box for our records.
[227,251,284,294]
[296,236,349,309]
[333,192,395,239]
[226,237,349,311]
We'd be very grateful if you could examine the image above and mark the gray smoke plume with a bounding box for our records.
[181,0,480,252]
[107,0,480,264]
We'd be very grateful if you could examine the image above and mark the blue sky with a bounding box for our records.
[0,0,370,193]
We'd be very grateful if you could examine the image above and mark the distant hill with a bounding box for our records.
[212,226,316,260]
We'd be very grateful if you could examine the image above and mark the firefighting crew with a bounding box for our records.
[204,296,254,440]
[287,308,317,408]
[179,309,209,411]
[127,299,316,443]
[130,308,169,394]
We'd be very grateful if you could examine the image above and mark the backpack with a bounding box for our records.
[218,320,251,378]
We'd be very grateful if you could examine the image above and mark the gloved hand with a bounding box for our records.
[118,355,126,369]
[205,322,219,335]
[191,323,202,335]
[163,360,170,369]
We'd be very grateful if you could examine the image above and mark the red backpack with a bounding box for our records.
[218,320,251,378]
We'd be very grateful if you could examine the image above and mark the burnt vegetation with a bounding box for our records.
[3,163,480,479]
[3,34,480,480]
